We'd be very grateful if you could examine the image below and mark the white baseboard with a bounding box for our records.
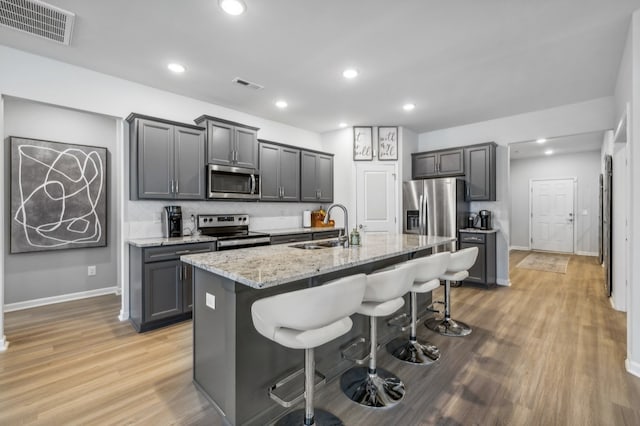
[4,287,119,312]
[497,278,511,287]
[626,358,640,378]
[119,309,129,321]
[576,251,598,257]
[510,246,529,252]
[0,335,7,352]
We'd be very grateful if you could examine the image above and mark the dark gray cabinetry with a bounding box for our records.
[194,115,259,170]
[464,142,497,201]
[127,114,205,200]
[259,141,300,201]
[301,150,334,202]
[129,242,214,332]
[313,229,341,240]
[459,231,496,288]
[412,148,464,179]
[270,233,312,245]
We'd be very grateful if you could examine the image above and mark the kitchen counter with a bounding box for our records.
[181,233,454,289]
[127,235,217,248]
[459,228,498,234]
[254,226,340,236]
[185,233,454,425]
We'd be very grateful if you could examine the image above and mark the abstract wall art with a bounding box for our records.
[10,137,108,253]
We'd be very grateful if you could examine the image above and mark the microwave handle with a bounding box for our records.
[250,174,256,195]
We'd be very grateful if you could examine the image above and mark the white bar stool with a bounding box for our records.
[340,262,416,408]
[425,247,478,337]
[390,251,451,364]
[252,274,367,426]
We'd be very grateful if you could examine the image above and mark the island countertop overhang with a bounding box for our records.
[181,234,455,289]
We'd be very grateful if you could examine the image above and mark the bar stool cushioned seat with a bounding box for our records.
[389,251,451,364]
[425,247,478,337]
[252,274,366,426]
[340,262,416,408]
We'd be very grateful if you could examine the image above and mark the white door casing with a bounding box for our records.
[356,163,397,234]
[530,178,575,253]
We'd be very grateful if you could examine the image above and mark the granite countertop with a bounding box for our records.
[459,228,499,234]
[181,234,455,289]
[128,235,217,248]
[255,227,342,236]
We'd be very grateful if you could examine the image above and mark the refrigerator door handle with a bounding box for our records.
[419,194,426,234]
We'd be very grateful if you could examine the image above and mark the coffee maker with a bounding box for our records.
[162,206,183,237]
[478,210,492,230]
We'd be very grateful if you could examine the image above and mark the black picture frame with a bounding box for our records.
[378,126,398,161]
[353,126,373,161]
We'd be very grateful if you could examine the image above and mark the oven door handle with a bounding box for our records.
[250,174,256,195]
[217,236,271,248]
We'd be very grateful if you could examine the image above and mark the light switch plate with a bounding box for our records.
[206,292,216,310]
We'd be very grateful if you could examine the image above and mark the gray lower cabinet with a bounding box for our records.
[459,231,496,288]
[301,150,334,202]
[194,115,259,170]
[313,229,342,240]
[412,148,464,179]
[127,113,206,200]
[464,142,497,201]
[259,141,300,201]
[129,242,215,332]
[270,233,312,245]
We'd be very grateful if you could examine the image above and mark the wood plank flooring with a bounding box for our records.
[1,251,639,425]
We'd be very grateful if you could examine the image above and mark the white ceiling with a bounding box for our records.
[510,131,605,160]
[1,0,639,134]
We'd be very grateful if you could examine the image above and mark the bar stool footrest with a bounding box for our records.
[340,336,370,365]
[268,368,326,408]
[387,312,412,331]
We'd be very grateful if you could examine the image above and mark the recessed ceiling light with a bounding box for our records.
[275,100,288,109]
[403,103,416,111]
[343,69,359,79]
[339,122,348,128]
[536,138,547,144]
[545,149,553,155]
[219,0,246,15]
[167,63,185,73]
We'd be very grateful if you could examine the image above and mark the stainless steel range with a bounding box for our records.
[197,214,270,250]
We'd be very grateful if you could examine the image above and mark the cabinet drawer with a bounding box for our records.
[271,233,313,245]
[459,233,486,244]
[144,243,215,262]
[313,230,341,240]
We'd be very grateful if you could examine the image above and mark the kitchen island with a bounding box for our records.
[181,233,454,426]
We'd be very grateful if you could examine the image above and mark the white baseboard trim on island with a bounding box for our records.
[509,246,529,252]
[497,278,511,286]
[4,287,119,312]
[626,358,640,378]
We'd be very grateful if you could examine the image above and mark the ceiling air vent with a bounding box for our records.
[232,77,264,90]
[0,0,75,45]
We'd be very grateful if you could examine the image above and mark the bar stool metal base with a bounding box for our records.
[387,337,440,364]
[425,317,472,337]
[276,408,343,426]
[340,367,405,408]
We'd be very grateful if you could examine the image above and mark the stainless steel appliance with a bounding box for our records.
[162,206,183,237]
[197,214,270,250]
[403,178,469,251]
[207,164,260,200]
[478,210,492,230]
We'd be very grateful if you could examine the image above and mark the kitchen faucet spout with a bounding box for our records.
[323,203,349,248]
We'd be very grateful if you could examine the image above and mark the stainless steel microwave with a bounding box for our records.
[207,164,260,200]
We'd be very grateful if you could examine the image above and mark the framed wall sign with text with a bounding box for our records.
[378,126,398,161]
[353,126,373,161]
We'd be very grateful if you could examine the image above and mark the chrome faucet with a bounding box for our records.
[323,203,349,248]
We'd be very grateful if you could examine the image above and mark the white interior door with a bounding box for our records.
[530,178,575,253]
[356,163,397,234]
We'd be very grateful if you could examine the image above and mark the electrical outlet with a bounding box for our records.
[206,292,216,310]
[88,265,96,276]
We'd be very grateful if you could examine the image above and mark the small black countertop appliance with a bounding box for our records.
[479,209,492,230]
[162,206,183,237]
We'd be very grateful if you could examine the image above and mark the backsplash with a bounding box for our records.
[125,200,327,239]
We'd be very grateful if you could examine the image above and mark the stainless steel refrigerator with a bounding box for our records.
[403,178,469,252]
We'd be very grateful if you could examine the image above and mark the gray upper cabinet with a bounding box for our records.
[128,114,205,201]
[464,142,496,201]
[301,150,334,203]
[259,141,300,201]
[195,115,259,170]
[412,148,464,179]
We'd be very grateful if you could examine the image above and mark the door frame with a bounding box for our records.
[528,177,577,253]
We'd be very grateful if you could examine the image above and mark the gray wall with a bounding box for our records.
[4,97,118,304]
[510,150,601,254]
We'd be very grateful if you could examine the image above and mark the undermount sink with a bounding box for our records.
[291,239,345,250]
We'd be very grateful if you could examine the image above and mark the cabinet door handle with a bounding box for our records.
[175,180,179,194]
[318,190,322,199]
[466,186,470,199]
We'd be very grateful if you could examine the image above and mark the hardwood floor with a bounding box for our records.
[1,251,639,425]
